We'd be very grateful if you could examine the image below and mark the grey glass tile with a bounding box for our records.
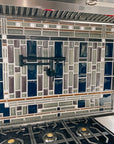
[60,31,74,37]
[69,66,73,70]
[38,75,42,91]
[9,77,14,93]
[8,45,14,63]
[69,42,74,48]
[92,71,96,85]
[64,74,68,89]
[16,91,20,98]
[96,73,100,87]
[22,76,26,92]
[49,46,54,57]
[38,104,43,109]
[93,43,97,49]
[61,25,69,29]
[7,35,25,39]
[25,30,41,36]
[69,87,72,93]
[21,46,27,56]
[69,72,73,86]
[63,47,68,62]
[22,22,30,27]
[92,50,97,64]
[44,103,58,108]
[15,73,20,90]
[87,74,91,88]
[14,40,20,48]
[74,74,78,88]
[8,29,23,34]
[44,72,48,88]
[7,21,16,26]
[23,106,27,114]
[44,89,48,95]
[92,65,96,70]
[91,86,96,92]
[15,49,20,66]
[36,23,43,28]
[43,41,48,48]
[43,31,58,36]
[11,107,16,116]
[9,65,14,75]
[59,101,72,106]
[21,40,26,44]
[97,48,101,61]
[74,47,79,62]
[49,77,53,90]
[80,43,87,57]
[69,49,74,65]
[88,47,92,62]
[15,67,20,72]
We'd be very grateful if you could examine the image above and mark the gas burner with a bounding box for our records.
[43,133,57,143]
[76,127,91,137]
[3,138,22,144]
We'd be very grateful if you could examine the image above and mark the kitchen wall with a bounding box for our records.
[0,17,114,124]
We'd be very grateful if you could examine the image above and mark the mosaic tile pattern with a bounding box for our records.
[0,18,113,124]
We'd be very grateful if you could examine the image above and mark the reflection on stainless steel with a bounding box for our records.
[43,133,57,143]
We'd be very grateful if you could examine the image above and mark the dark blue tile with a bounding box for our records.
[28,105,37,114]
[105,43,113,57]
[0,103,4,113]
[0,39,2,57]
[0,82,3,99]
[55,79,62,94]
[0,64,3,81]
[3,108,10,117]
[55,42,63,58]
[57,107,60,110]
[55,63,63,78]
[105,62,112,76]
[27,41,36,57]
[4,120,10,123]
[78,78,86,92]
[78,100,85,108]
[79,63,87,77]
[28,65,37,80]
[28,81,37,97]
[58,113,60,117]
[80,43,87,57]
[104,77,111,90]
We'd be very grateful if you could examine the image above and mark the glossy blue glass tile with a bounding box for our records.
[0,39,2,57]
[104,77,111,90]
[55,79,62,94]
[78,78,86,92]
[28,105,37,114]
[78,100,85,108]
[27,41,36,57]
[79,63,87,77]
[105,43,113,57]
[80,42,87,57]
[28,81,37,97]
[4,120,10,123]
[0,82,3,99]
[28,65,37,80]
[0,103,4,113]
[55,42,63,58]
[3,108,10,117]
[55,63,63,78]
[0,64,3,81]
[105,62,112,76]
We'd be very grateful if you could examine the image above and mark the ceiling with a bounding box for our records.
[0,0,114,23]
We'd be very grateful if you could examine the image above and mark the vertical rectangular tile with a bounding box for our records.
[37,46,42,57]
[49,46,54,57]
[0,64,3,81]
[55,79,63,94]
[0,39,2,57]
[88,47,92,62]
[96,73,100,87]
[8,45,14,63]
[44,89,48,95]
[69,49,74,65]
[79,63,87,77]
[21,45,26,56]
[28,65,37,80]
[14,40,20,48]
[87,74,91,88]
[9,77,14,93]
[49,77,53,90]
[78,78,86,92]
[97,48,101,61]
[69,72,73,86]
[15,49,20,66]
[92,49,97,64]
[44,72,48,88]
[64,74,68,89]
[16,91,20,98]
[55,42,63,57]
[112,77,114,90]
[22,76,26,92]
[105,43,113,57]
[15,73,20,90]
[38,75,42,91]
[80,42,87,57]
[74,47,79,62]
[92,71,96,85]
[69,87,72,93]
[28,81,37,97]
[9,65,14,75]
[74,74,78,88]
[104,77,111,90]
[63,47,68,62]
[105,62,112,76]
[27,41,36,57]
[55,63,63,78]
[0,82,3,99]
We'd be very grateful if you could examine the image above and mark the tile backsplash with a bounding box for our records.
[0,18,114,124]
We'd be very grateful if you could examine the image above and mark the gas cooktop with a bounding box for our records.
[0,117,114,144]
